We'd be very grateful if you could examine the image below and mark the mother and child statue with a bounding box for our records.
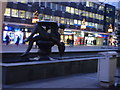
[21,21,65,60]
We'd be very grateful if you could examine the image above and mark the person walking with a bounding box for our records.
[5,35,10,45]
[15,36,20,46]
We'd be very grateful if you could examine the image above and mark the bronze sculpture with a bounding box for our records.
[21,21,65,60]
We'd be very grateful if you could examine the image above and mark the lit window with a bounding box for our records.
[86,1,90,7]
[92,13,94,18]
[66,6,71,13]
[102,16,104,20]
[17,0,27,3]
[79,10,83,15]
[89,12,93,18]
[56,17,60,23]
[95,23,98,28]
[26,12,32,19]
[11,9,18,17]
[61,17,65,24]
[78,20,81,25]
[82,11,86,16]
[4,8,10,16]
[99,6,104,11]
[44,15,50,20]
[86,11,89,17]
[75,9,79,15]
[70,19,74,25]
[19,10,25,18]
[89,2,94,7]
[96,14,99,19]
[39,14,44,20]
[71,7,74,14]
[66,18,70,25]
[74,19,78,24]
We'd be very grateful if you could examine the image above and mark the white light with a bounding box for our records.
[25,28,28,31]
[4,26,8,30]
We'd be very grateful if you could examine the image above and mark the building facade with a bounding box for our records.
[3,1,116,46]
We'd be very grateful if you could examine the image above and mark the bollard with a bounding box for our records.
[97,51,118,88]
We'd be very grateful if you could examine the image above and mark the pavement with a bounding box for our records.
[1,43,118,53]
[1,44,120,89]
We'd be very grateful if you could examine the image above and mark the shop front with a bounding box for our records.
[3,24,33,44]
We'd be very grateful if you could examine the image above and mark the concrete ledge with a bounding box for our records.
[2,57,99,85]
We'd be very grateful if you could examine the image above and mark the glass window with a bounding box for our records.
[94,4,98,9]
[4,8,11,16]
[19,10,25,18]
[89,2,94,7]
[70,19,74,25]
[79,10,82,15]
[93,13,95,19]
[44,15,50,20]
[61,17,65,24]
[71,7,74,14]
[106,16,113,23]
[99,15,102,20]
[86,1,90,7]
[91,23,95,27]
[41,2,45,7]
[82,11,86,16]
[99,6,104,11]
[96,14,99,19]
[50,16,55,21]
[57,4,61,11]
[78,20,81,25]
[20,0,27,3]
[75,9,79,15]
[74,19,78,24]
[26,11,32,19]
[86,11,89,17]
[66,18,70,25]
[95,23,98,28]
[102,15,104,20]
[56,17,60,23]
[39,14,44,20]
[11,9,18,17]
[89,12,93,18]
[52,3,57,10]
[62,5,66,12]
[66,6,71,13]
[86,22,88,25]
[46,2,51,8]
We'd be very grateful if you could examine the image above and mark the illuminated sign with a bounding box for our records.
[32,11,39,23]
[81,18,86,30]
[108,24,113,33]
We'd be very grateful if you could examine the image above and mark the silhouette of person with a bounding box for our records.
[5,35,10,45]
[15,36,20,46]
[21,22,65,57]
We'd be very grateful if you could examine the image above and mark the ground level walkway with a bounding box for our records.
[1,44,118,53]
